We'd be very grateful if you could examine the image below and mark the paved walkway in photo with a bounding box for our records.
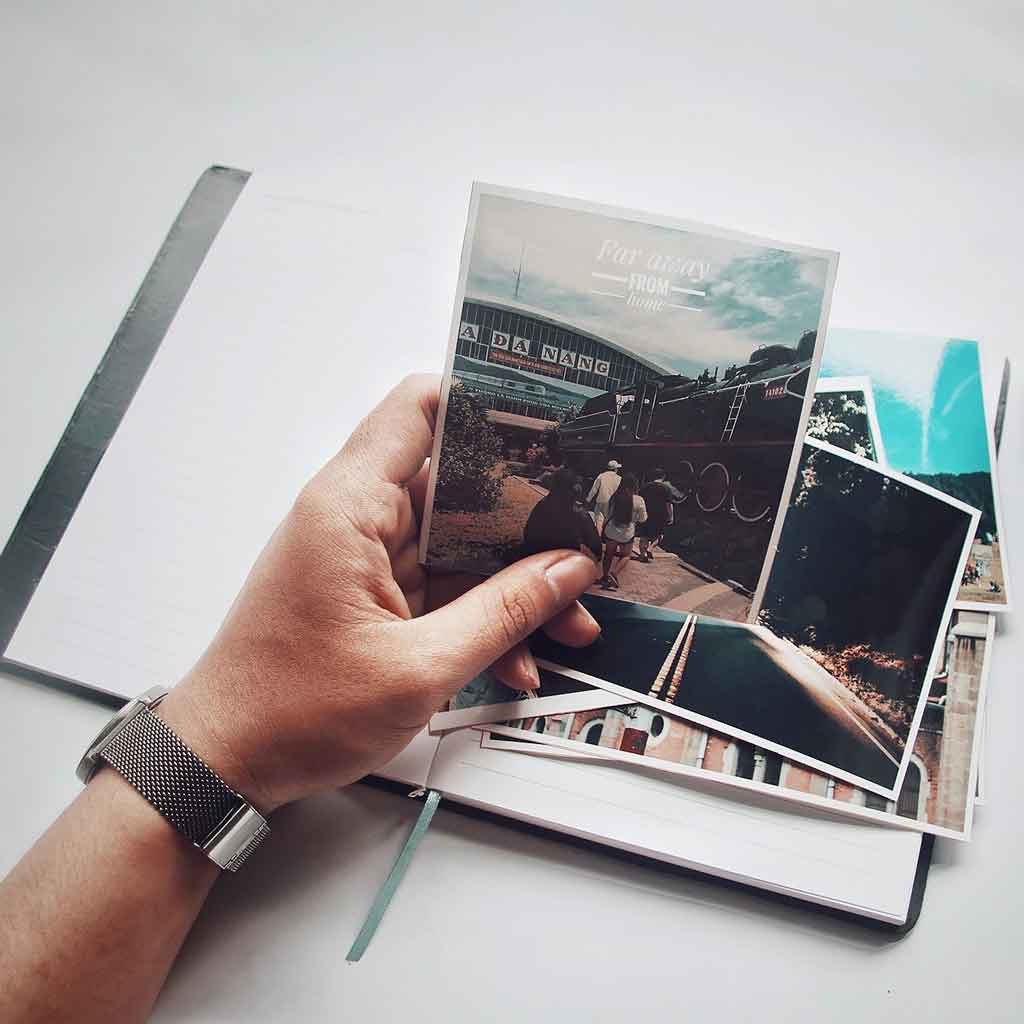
[587,545,752,621]
[431,473,754,621]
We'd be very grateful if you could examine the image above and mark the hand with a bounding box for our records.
[157,375,601,812]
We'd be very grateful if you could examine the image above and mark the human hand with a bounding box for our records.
[157,375,601,812]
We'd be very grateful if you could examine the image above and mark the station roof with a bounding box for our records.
[485,409,558,432]
[465,294,674,377]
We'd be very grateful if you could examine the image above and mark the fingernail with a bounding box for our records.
[520,652,541,691]
[543,552,602,604]
[576,601,601,635]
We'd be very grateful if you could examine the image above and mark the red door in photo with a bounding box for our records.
[620,728,648,754]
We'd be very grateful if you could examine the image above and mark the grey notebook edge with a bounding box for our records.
[0,166,250,685]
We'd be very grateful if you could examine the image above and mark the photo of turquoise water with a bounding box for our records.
[820,329,1008,606]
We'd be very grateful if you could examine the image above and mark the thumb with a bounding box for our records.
[409,550,601,690]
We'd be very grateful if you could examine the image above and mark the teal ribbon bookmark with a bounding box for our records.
[346,789,442,962]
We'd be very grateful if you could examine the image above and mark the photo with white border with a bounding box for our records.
[808,375,888,465]
[419,183,839,624]
[820,329,1011,612]
[486,610,992,840]
[528,440,978,797]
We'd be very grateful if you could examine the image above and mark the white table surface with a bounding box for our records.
[2,3,1022,1020]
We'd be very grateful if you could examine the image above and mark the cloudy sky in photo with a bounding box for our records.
[821,329,991,476]
[466,193,831,379]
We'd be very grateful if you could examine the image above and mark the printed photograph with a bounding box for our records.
[975,694,990,805]
[492,609,992,838]
[820,329,1011,610]
[430,665,622,732]
[528,440,978,796]
[806,376,885,464]
[421,185,838,622]
[756,439,978,790]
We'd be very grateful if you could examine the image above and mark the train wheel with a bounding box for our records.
[670,460,696,503]
[732,477,773,523]
[696,462,730,512]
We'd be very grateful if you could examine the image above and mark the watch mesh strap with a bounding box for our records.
[100,710,241,845]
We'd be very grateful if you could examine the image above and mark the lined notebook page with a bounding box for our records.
[6,173,456,784]
[428,729,922,923]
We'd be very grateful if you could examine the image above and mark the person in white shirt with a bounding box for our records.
[586,460,622,532]
[600,473,647,590]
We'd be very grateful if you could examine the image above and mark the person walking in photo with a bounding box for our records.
[522,467,603,562]
[637,467,686,562]
[586,460,622,533]
[600,473,647,590]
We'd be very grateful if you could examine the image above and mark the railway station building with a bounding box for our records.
[453,297,670,440]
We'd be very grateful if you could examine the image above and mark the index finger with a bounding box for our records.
[334,373,440,487]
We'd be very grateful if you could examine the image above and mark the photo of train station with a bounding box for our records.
[452,296,667,435]
[424,188,835,621]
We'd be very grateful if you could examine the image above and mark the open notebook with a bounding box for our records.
[0,168,927,927]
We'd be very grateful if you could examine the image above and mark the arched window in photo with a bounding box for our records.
[897,759,928,821]
[645,713,669,750]
[581,719,605,745]
[864,790,890,812]
[735,742,756,780]
[762,751,783,786]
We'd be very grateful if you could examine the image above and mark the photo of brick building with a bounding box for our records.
[509,610,990,835]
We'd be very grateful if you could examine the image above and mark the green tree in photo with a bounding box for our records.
[759,443,973,736]
[805,392,875,460]
[435,385,504,512]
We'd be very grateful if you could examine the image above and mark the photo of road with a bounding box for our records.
[531,597,902,790]
[686,621,900,788]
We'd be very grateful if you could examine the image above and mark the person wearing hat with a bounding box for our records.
[586,459,622,533]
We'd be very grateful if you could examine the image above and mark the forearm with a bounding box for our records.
[0,375,602,1020]
[0,767,218,1023]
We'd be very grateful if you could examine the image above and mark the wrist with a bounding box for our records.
[155,685,280,815]
[87,765,222,881]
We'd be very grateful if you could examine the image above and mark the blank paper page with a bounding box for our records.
[6,172,457,783]
[428,729,922,923]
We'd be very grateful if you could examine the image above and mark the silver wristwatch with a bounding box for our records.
[77,685,269,871]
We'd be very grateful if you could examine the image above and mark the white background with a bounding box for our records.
[2,2,1021,1020]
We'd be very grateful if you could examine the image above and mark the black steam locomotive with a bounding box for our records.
[557,331,816,523]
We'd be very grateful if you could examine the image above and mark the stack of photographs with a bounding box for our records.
[420,185,1010,843]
